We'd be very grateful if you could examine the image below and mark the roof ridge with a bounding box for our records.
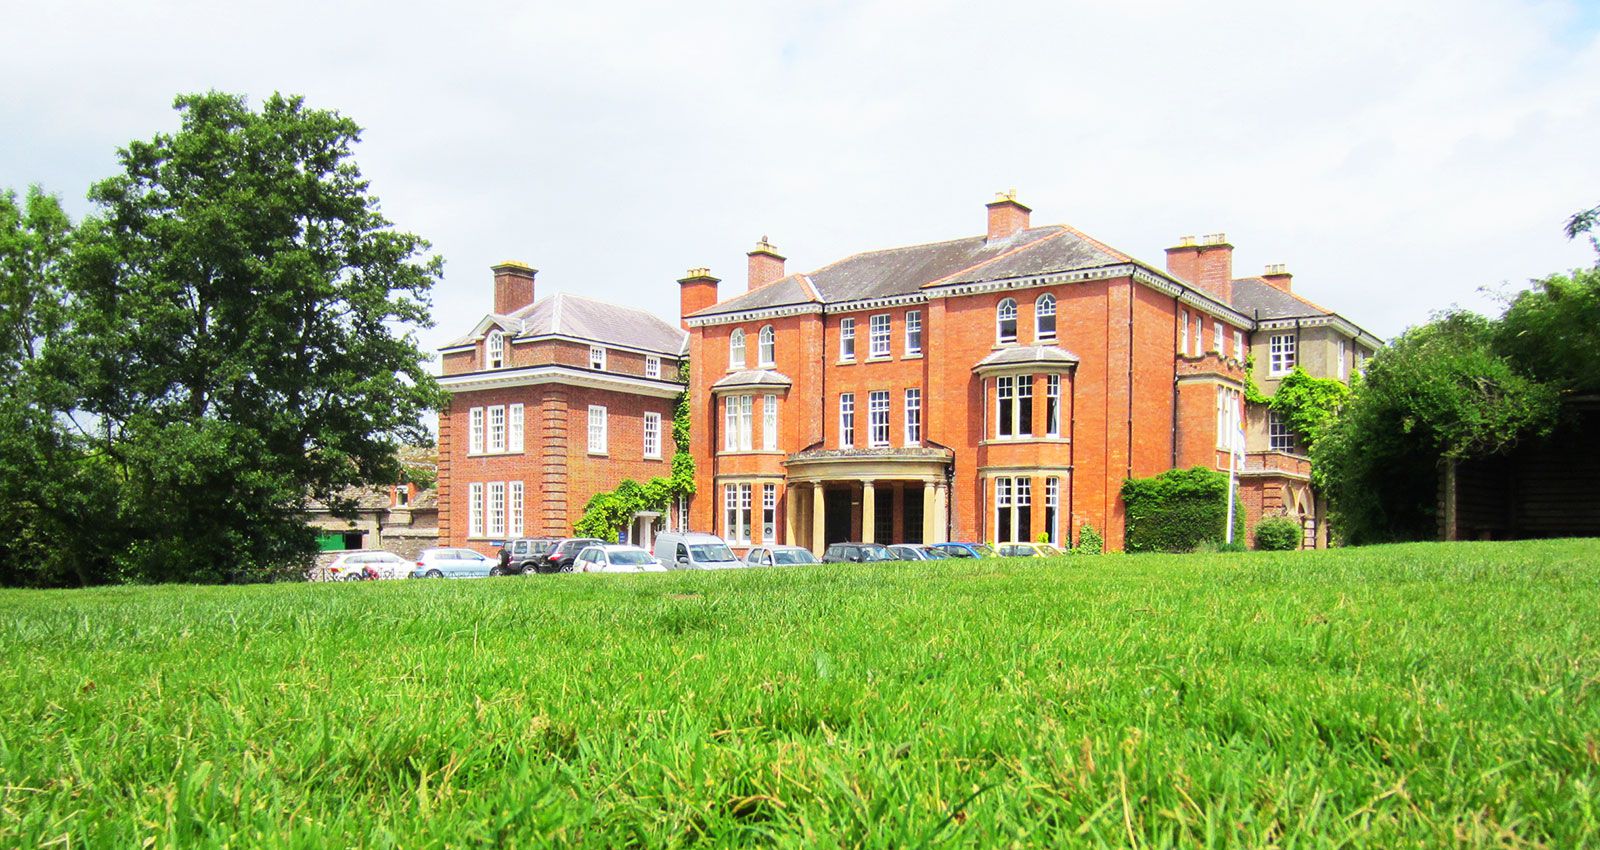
[803,229,1035,278]
[920,228,1072,289]
[1051,222,1132,263]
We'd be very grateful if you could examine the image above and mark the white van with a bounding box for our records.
[653,532,743,570]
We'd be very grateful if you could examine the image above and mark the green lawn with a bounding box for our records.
[3,540,1598,847]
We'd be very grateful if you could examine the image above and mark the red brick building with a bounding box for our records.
[436,263,688,553]
[680,194,1379,552]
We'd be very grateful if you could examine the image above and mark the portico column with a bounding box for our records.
[784,485,797,546]
[933,481,949,544]
[922,480,937,544]
[811,483,826,556]
[862,480,877,543]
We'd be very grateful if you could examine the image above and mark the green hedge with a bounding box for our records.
[1121,467,1247,553]
[1254,515,1302,551]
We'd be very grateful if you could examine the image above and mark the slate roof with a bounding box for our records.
[444,291,687,355]
[711,369,794,390]
[974,345,1081,370]
[690,226,1130,317]
[1229,277,1334,321]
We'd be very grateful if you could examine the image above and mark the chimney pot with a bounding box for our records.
[678,267,721,330]
[491,261,538,314]
[985,191,1032,241]
[1262,263,1293,292]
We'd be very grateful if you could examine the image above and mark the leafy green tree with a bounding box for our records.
[1313,312,1559,544]
[0,187,107,586]
[1494,266,1600,395]
[50,92,444,583]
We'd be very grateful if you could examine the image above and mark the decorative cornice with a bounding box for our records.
[822,293,930,314]
[684,302,823,328]
[925,264,1132,298]
[437,365,684,398]
[514,332,683,359]
[1255,316,1384,349]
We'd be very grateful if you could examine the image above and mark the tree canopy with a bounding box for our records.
[0,93,443,586]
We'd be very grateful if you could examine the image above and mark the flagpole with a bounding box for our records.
[1226,436,1237,545]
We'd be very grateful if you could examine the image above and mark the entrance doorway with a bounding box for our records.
[824,486,853,545]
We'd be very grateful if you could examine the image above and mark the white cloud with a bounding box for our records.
[2,0,1596,353]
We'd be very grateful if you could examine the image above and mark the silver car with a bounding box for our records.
[575,544,669,573]
[409,547,494,579]
[743,545,821,567]
[889,544,951,561]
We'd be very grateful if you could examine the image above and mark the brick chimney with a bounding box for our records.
[492,261,538,314]
[747,236,786,291]
[678,267,720,330]
[1262,263,1293,293]
[986,190,1031,241]
[1164,234,1234,304]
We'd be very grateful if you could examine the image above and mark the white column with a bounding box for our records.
[933,481,949,544]
[922,480,937,544]
[811,482,826,556]
[861,480,876,543]
[784,485,797,546]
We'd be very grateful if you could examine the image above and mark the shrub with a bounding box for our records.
[1075,523,1103,555]
[1120,467,1246,553]
[1254,516,1302,551]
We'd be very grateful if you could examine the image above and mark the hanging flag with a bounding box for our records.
[1231,393,1248,463]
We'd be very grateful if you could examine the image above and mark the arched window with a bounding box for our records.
[1035,293,1056,340]
[996,298,1018,343]
[729,328,747,369]
[758,325,775,368]
[486,330,505,369]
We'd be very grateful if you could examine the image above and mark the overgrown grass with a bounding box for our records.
[3,540,1598,847]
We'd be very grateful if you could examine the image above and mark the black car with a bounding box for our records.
[497,537,561,574]
[539,538,606,573]
[821,542,902,563]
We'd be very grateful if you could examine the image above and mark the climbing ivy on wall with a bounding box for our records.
[571,357,696,540]
[1241,355,1350,450]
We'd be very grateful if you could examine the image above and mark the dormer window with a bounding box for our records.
[1035,293,1056,340]
[590,345,606,371]
[758,325,775,368]
[486,331,505,369]
[729,328,746,369]
[997,298,1018,344]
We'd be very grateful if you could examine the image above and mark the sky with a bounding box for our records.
[4,0,1598,359]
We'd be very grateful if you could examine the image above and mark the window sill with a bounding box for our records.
[903,352,923,360]
[866,354,893,363]
[835,359,857,366]
[980,436,1071,446]
[716,450,786,457]
[466,450,525,458]
[587,450,609,457]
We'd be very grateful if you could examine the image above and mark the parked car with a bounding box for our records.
[653,532,743,570]
[410,548,494,579]
[498,537,561,574]
[575,544,668,573]
[889,544,950,561]
[822,542,901,563]
[997,542,1067,558]
[538,538,606,573]
[324,550,410,581]
[929,542,997,559]
[743,545,821,567]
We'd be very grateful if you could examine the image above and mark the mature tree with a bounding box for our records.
[0,187,95,586]
[1313,312,1559,543]
[1494,266,1600,395]
[50,92,444,583]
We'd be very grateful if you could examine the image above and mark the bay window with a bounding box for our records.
[994,476,1031,543]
